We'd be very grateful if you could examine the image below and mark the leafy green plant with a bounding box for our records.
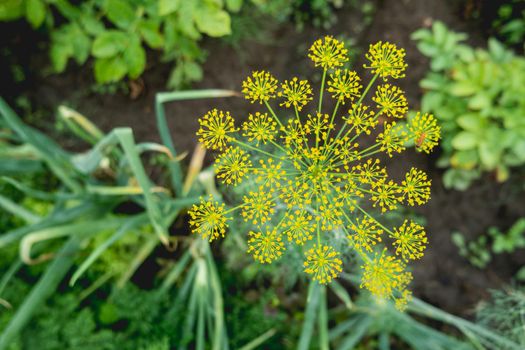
[476,287,525,348]
[0,0,235,88]
[0,88,242,349]
[492,0,525,46]
[452,218,525,270]
[412,21,525,190]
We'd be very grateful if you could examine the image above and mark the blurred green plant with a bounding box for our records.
[492,0,525,47]
[476,287,525,349]
[0,0,235,88]
[412,21,525,190]
[452,218,525,272]
[0,88,246,349]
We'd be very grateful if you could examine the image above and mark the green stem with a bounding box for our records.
[318,69,327,113]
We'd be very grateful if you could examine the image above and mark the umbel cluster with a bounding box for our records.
[189,36,441,309]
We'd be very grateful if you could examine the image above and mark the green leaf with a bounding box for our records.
[468,93,491,110]
[158,0,180,16]
[94,56,128,83]
[478,142,500,169]
[450,81,477,96]
[91,30,127,58]
[79,14,105,36]
[25,0,46,28]
[71,26,91,65]
[457,114,483,132]
[184,61,203,81]
[226,0,243,12]
[50,42,73,72]
[0,0,25,20]
[138,20,164,49]
[104,0,136,29]
[123,35,146,79]
[194,5,231,37]
[451,131,478,150]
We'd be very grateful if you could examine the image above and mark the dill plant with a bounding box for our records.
[189,36,441,308]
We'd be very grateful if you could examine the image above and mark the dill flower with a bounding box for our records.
[370,179,401,213]
[349,216,383,253]
[364,41,408,80]
[215,146,251,185]
[241,189,275,225]
[373,84,408,118]
[242,70,278,104]
[247,228,285,263]
[377,122,407,157]
[390,220,428,261]
[253,158,285,189]
[241,112,277,145]
[308,36,349,69]
[304,244,343,284]
[401,168,431,206]
[188,196,230,242]
[278,77,313,111]
[353,158,387,186]
[343,104,377,135]
[191,37,438,297]
[197,109,237,150]
[327,69,362,104]
[361,249,412,300]
[408,112,441,153]
[283,210,315,244]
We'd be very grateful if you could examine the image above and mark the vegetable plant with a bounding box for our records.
[412,21,525,190]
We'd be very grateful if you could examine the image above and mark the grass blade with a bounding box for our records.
[115,128,170,246]
[70,213,148,286]
[0,194,41,224]
[239,329,277,350]
[154,89,238,196]
[297,281,320,350]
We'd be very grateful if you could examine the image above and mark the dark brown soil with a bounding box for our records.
[4,0,525,319]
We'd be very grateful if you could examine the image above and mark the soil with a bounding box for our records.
[2,0,525,320]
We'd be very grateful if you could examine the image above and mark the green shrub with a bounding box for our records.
[412,22,525,190]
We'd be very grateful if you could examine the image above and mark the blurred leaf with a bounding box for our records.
[104,0,136,29]
[138,19,164,49]
[25,0,46,28]
[91,30,128,58]
[194,5,231,37]
[0,0,25,20]
[123,34,146,79]
[158,0,181,16]
[226,0,243,12]
[94,56,128,83]
[451,131,477,150]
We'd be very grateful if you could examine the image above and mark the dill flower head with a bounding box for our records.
[390,220,428,261]
[191,36,439,298]
[343,104,377,135]
[327,69,362,104]
[278,77,313,111]
[370,179,401,213]
[349,216,383,253]
[253,158,285,188]
[188,196,230,242]
[377,122,407,157]
[373,84,408,118]
[247,228,285,263]
[364,41,408,80]
[304,244,343,284]
[197,109,237,150]
[408,112,441,153]
[215,146,251,185]
[242,112,277,145]
[241,189,275,225]
[308,36,349,69]
[242,70,278,104]
[401,168,431,206]
[283,210,315,245]
[361,249,412,300]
